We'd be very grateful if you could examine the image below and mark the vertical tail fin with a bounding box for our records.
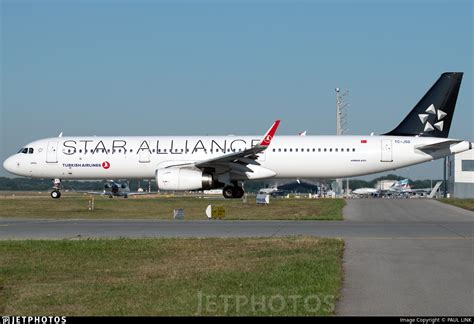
[384,72,463,138]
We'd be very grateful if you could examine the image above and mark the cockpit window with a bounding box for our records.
[18,148,24,153]
[21,148,28,154]
[28,148,34,154]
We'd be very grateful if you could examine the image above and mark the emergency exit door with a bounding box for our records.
[46,142,58,163]
[381,139,393,162]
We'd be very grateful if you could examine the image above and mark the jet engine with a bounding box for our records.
[156,168,214,191]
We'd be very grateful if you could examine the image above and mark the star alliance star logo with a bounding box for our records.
[418,104,447,132]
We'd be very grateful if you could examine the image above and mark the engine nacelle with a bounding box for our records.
[156,168,214,191]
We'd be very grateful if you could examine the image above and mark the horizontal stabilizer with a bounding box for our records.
[415,140,462,153]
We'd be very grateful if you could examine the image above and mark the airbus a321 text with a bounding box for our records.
[3,73,471,199]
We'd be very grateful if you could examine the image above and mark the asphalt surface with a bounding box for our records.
[338,199,473,316]
[1,198,473,315]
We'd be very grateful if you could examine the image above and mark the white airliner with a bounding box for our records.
[3,72,472,199]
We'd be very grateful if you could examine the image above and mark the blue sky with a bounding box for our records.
[1,0,472,179]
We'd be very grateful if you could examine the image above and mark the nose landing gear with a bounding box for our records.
[50,179,62,199]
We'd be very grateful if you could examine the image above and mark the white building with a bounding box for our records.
[447,149,474,198]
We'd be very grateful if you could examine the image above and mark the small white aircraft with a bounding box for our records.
[352,187,380,196]
[78,180,151,199]
[3,73,471,199]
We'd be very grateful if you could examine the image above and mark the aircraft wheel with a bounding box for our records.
[222,186,234,199]
[51,190,61,199]
[233,187,245,199]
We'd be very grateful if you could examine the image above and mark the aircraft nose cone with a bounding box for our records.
[3,156,18,174]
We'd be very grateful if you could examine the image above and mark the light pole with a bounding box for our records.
[336,87,350,196]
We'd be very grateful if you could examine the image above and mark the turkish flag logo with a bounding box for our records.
[102,161,110,169]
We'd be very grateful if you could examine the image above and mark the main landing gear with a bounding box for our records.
[50,179,62,199]
[222,183,245,199]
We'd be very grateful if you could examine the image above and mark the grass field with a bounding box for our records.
[0,237,344,316]
[0,193,344,220]
[439,198,474,212]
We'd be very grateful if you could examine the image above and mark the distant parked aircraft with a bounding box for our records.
[352,187,380,196]
[79,180,150,198]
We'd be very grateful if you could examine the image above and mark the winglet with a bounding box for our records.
[259,120,281,147]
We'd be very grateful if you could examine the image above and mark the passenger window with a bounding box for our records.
[353,148,356,152]
[335,148,338,152]
[324,148,327,152]
[284,149,287,152]
[295,148,298,152]
[28,148,34,154]
[290,148,293,152]
[330,148,333,152]
[278,148,281,152]
[318,148,321,152]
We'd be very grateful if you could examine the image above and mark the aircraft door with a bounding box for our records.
[46,142,58,163]
[381,139,393,162]
[139,150,150,163]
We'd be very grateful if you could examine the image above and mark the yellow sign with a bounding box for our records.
[211,206,226,219]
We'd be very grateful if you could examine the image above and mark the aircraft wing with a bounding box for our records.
[126,192,154,196]
[194,120,280,174]
[77,190,108,196]
[195,120,280,169]
[160,120,280,176]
